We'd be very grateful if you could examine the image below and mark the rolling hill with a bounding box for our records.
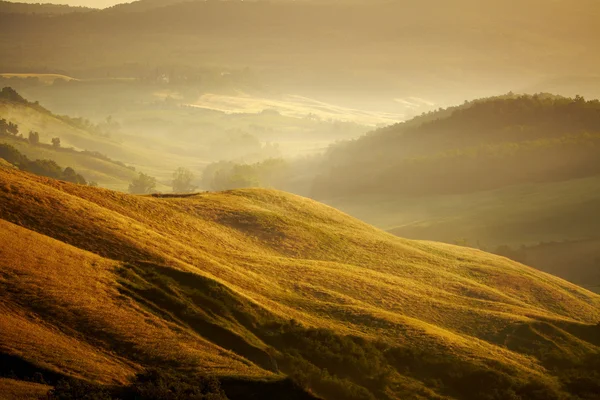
[311,94,600,293]
[0,1,92,15]
[0,87,131,160]
[1,164,599,399]
[1,0,599,103]
[0,87,179,191]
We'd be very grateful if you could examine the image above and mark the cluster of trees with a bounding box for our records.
[48,370,228,400]
[127,167,198,195]
[2,119,66,150]
[0,118,18,136]
[0,143,87,185]
[0,87,28,104]
[0,86,47,114]
[27,131,39,145]
[264,320,597,400]
[201,158,288,191]
[128,172,157,195]
[57,114,121,138]
[263,322,391,400]
[172,167,195,193]
[201,129,281,164]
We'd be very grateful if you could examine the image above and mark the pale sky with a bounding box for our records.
[8,0,127,8]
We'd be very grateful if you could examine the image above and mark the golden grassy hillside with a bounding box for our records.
[0,100,124,158]
[0,165,599,399]
[0,135,138,190]
[0,98,142,190]
[0,378,50,400]
[0,96,178,191]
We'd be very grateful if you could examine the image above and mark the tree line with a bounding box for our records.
[0,143,88,185]
[0,116,135,171]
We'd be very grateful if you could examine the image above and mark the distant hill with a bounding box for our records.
[1,165,599,399]
[103,0,202,13]
[313,94,600,197]
[0,1,93,14]
[525,75,600,102]
[312,94,600,293]
[0,0,599,100]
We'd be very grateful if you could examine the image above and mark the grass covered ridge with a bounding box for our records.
[0,166,599,399]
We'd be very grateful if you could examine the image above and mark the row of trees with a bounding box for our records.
[0,144,87,185]
[129,161,286,195]
[57,115,121,138]
[201,158,288,191]
[24,130,62,148]
[127,167,198,195]
[1,118,62,148]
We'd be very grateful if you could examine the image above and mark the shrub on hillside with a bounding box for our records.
[172,167,196,193]
[28,130,40,145]
[129,172,157,194]
[0,87,27,103]
[0,118,19,136]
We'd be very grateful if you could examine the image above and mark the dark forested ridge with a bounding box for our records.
[312,94,600,198]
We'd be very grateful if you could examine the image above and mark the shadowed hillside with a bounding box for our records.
[0,164,599,399]
[0,87,173,191]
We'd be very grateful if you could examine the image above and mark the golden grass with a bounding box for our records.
[0,378,50,400]
[0,219,267,383]
[0,165,599,390]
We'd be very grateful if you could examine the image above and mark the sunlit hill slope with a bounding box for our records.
[1,165,599,399]
[0,88,139,190]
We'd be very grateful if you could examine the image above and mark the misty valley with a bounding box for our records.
[0,1,599,400]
